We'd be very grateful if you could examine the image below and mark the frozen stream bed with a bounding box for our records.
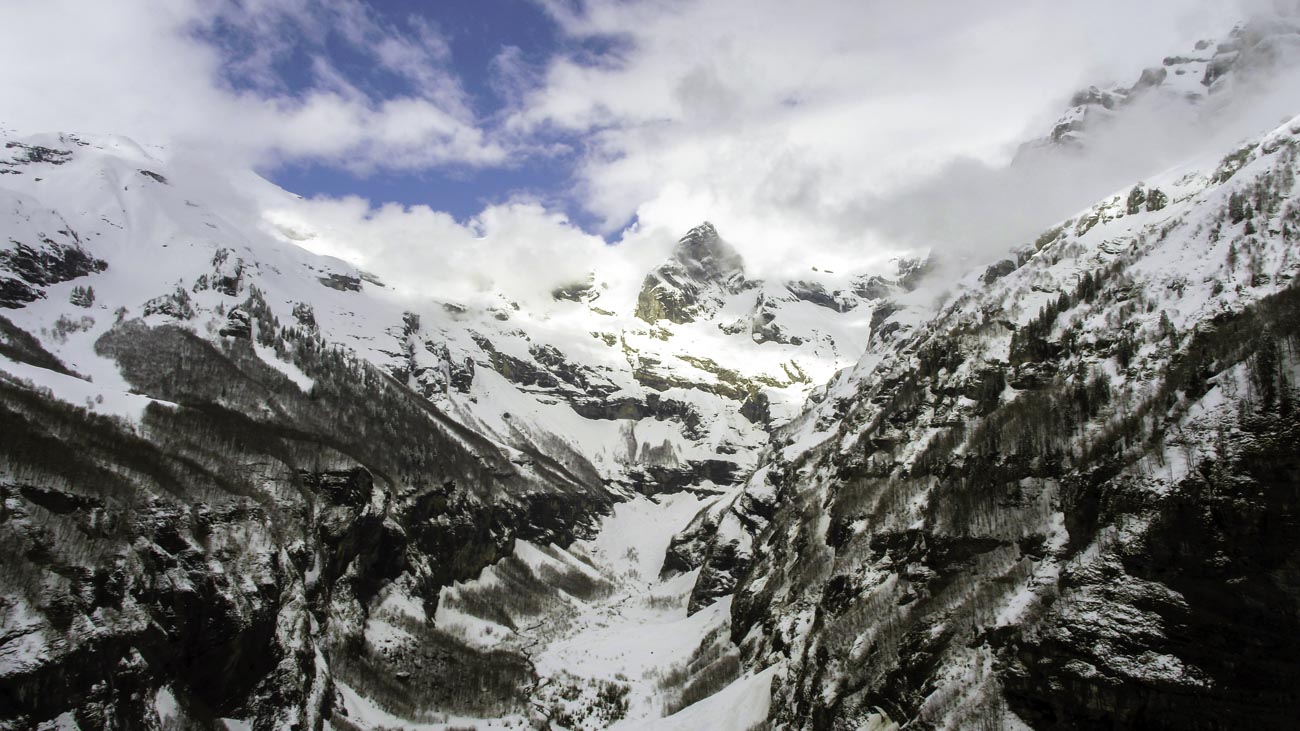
[332,492,774,730]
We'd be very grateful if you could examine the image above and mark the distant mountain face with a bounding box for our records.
[1019,15,1300,156]
[634,222,752,325]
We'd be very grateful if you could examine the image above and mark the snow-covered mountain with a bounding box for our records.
[0,125,901,728]
[1020,15,1300,156]
[4,11,1300,731]
[724,112,1300,730]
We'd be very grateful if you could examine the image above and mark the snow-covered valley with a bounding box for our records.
[334,492,761,730]
[439,493,752,729]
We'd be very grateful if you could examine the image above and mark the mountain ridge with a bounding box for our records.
[0,123,895,729]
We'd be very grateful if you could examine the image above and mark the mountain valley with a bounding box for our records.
[3,11,1300,731]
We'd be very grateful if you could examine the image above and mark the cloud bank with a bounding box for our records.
[3,0,1297,308]
[0,0,502,171]
[514,0,1264,275]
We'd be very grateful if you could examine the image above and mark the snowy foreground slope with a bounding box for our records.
[4,17,1300,731]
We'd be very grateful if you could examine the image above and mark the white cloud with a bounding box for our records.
[0,0,502,171]
[513,0,1259,276]
[263,195,631,308]
[3,0,1298,304]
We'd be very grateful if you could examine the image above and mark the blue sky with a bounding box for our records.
[205,0,604,226]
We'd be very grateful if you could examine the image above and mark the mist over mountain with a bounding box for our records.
[3,2,1300,731]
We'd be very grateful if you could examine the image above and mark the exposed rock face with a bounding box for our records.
[569,393,705,436]
[142,287,195,320]
[470,333,621,400]
[982,258,1017,285]
[317,273,362,292]
[739,389,772,424]
[635,222,752,324]
[0,236,106,308]
[852,275,894,301]
[193,249,245,297]
[218,308,251,338]
[0,320,613,729]
[1203,15,1300,87]
[662,467,781,613]
[720,116,1300,729]
[751,293,805,345]
[625,458,742,496]
[785,280,855,312]
[551,276,599,303]
[2,141,73,168]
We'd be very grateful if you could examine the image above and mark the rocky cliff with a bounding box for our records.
[723,113,1300,730]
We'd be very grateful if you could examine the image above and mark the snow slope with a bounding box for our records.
[0,128,893,505]
[424,493,748,728]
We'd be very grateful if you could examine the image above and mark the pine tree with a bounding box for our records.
[1126,185,1147,215]
[69,285,95,308]
[1228,191,1249,224]
[1146,188,1168,212]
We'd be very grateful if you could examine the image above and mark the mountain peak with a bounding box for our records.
[681,221,718,241]
[669,221,744,283]
[635,222,750,324]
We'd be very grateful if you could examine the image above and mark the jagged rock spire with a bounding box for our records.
[634,222,751,324]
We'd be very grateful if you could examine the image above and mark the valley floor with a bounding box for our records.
[334,491,772,731]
